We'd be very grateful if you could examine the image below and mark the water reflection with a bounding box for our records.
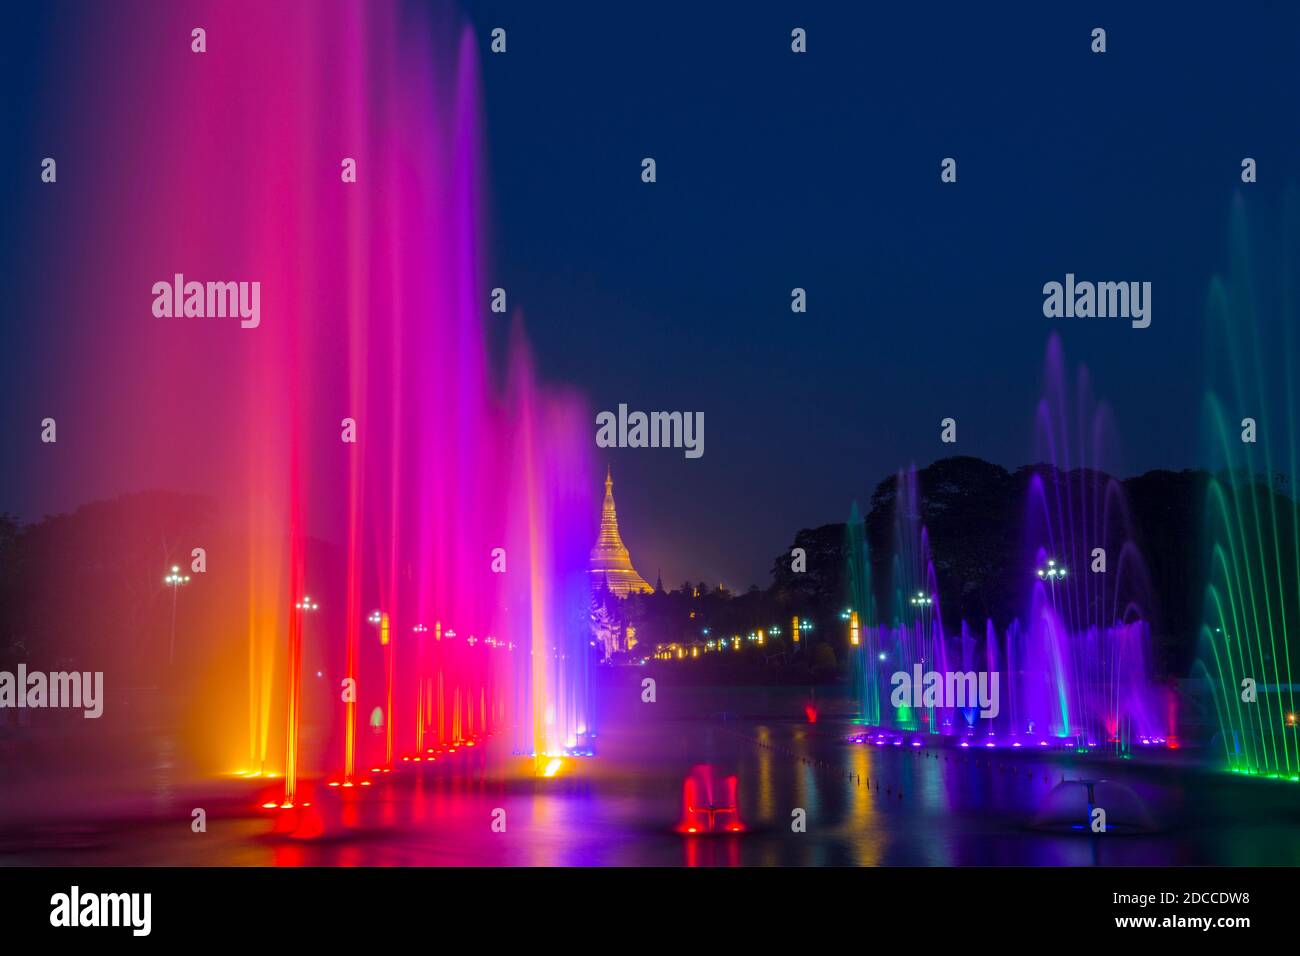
[4,680,1300,866]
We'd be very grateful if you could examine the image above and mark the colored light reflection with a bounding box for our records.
[678,764,743,835]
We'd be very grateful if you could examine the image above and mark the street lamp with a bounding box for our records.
[1035,558,1066,582]
[285,595,318,806]
[909,591,933,639]
[908,591,937,730]
[163,565,191,665]
[1036,559,1066,610]
[412,624,429,758]
[368,611,394,771]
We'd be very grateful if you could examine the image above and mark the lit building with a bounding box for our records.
[590,579,621,660]
[589,466,653,597]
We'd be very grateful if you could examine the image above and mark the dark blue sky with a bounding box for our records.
[461,1,1300,588]
[2,2,1298,590]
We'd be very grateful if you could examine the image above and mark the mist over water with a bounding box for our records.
[2,1,596,807]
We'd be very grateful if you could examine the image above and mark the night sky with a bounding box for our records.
[463,1,1300,588]
[4,2,1300,590]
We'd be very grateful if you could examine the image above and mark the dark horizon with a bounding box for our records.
[0,453,1237,599]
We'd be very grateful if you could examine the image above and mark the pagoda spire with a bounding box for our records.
[590,465,653,596]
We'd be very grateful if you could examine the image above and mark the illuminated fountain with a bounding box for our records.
[678,765,743,834]
[269,7,596,796]
[844,503,881,724]
[503,327,598,774]
[890,468,944,733]
[850,467,959,739]
[851,339,1171,753]
[1022,335,1167,753]
[271,4,547,800]
[19,2,600,807]
[1197,198,1300,780]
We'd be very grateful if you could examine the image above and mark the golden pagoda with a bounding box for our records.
[590,466,653,596]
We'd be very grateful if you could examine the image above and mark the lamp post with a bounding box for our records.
[164,565,191,665]
[413,624,428,759]
[909,591,935,731]
[909,591,933,641]
[368,611,394,772]
[1036,559,1066,611]
[285,596,318,806]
